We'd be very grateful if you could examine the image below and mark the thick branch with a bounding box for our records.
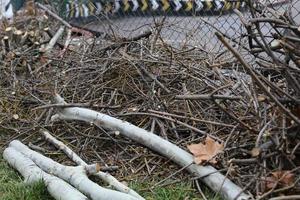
[8,140,139,200]
[41,129,144,200]
[3,147,88,200]
[51,94,250,200]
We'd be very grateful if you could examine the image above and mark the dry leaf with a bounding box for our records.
[264,171,295,190]
[250,147,261,157]
[187,136,223,164]
[257,95,267,102]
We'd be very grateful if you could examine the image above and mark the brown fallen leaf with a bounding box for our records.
[250,147,261,157]
[264,171,295,190]
[257,95,267,102]
[187,136,223,164]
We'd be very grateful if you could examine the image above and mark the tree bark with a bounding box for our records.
[3,147,88,200]
[51,94,251,200]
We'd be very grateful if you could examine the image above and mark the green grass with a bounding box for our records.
[131,181,200,200]
[0,157,219,200]
[0,157,53,200]
[131,181,221,200]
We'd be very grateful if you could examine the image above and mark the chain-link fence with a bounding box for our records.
[70,0,299,53]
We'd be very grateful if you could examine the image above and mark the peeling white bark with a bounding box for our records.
[8,140,139,200]
[51,94,251,200]
[41,129,144,200]
[3,147,88,200]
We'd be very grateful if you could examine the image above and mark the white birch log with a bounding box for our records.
[3,147,88,200]
[41,129,144,200]
[8,140,139,200]
[51,94,251,200]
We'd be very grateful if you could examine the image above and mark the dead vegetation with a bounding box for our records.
[0,1,300,200]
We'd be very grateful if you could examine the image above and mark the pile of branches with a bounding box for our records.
[0,1,299,200]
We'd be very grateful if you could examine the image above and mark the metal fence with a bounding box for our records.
[72,0,300,53]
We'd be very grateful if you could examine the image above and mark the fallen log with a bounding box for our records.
[41,129,144,200]
[8,140,139,200]
[51,94,251,200]
[3,147,88,200]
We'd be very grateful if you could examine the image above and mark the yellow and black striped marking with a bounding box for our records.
[65,0,247,19]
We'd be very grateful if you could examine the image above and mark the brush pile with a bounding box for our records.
[0,1,299,200]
